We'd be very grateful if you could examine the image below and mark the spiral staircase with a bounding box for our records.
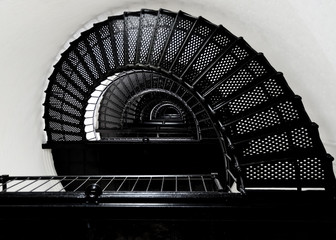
[1,8,335,240]
[42,8,335,193]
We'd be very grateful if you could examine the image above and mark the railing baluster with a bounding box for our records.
[31,178,53,192]
[0,175,9,192]
[201,176,207,192]
[146,177,152,192]
[131,177,140,191]
[45,177,66,192]
[58,176,78,192]
[16,178,41,192]
[117,177,128,192]
[161,177,165,192]
[103,177,115,191]
[73,177,90,192]
[188,176,192,192]
[3,178,25,191]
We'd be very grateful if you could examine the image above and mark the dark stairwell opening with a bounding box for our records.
[50,69,228,179]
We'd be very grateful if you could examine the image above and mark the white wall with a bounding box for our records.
[0,0,335,175]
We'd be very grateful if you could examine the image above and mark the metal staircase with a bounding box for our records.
[42,8,335,193]
[1,8,336,240]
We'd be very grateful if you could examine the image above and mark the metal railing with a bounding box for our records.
[0,173,224,193]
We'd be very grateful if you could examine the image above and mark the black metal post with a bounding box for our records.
[0,175,9,192]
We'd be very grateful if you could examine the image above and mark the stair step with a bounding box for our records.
[241,154,332,189]
[214,73,295,123]
[158,11,197,71]
[94,21,117,70]
[108,15,126,67]
[124,11,140,66]
[148,9,177,66]
[170,17,217,77]
[181,25,238,84]
[223,96,311,142]
[136,9,158,65]
[232,123,326,165]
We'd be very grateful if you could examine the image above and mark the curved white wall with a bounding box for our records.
[0,0,335,175]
